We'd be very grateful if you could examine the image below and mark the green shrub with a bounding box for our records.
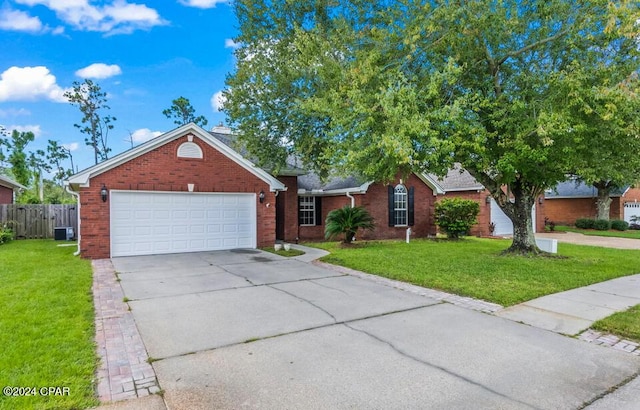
[575,218,595,229]
[0,226,14,245]
[593,219,611,231]
[610,220,629,231]
[435,198,480,239]
[325,205,375,243]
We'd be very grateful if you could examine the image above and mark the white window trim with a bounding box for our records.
[394,184,408,227]
[299,196,316,226]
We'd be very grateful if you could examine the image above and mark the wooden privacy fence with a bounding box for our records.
[0,204,78,240]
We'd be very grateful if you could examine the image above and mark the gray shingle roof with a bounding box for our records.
[545,180,628,198]
[428,164,484,191]
[297,173,368,192]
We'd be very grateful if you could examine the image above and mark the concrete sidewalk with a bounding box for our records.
[495,274,640,337]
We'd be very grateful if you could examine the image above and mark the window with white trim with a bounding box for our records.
[299,196,316,226]
[394,184,408,226]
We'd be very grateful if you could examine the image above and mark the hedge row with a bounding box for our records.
[574,218,629,231]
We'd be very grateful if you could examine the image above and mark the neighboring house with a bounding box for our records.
[0,174,26,204]
[430,165,544,237]
[544,180,640,225]
[65,123,444,259]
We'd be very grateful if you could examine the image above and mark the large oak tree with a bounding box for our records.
[224,0,640,253]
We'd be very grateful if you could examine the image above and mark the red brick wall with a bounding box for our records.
[275,176,299,242]
[299,174,437,241]
[543,198,596,225]
[0,186,13,204]
[79,134,274,259]
[543,196,627,226]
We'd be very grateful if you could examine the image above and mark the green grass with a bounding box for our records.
[592,305,640,343]
[555,225,640,239]
[0,240,98,410]
[308,238,640,306]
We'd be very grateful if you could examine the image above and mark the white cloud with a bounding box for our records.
[62,142,79,151]
[224,38,239,49]
[75,63,122,79]
[130,128,161,143]
[0,108,31,118]
[0,66,68,102]
[179,0,228,9]
[211,90,226,111]
[0,8,44,32]
[14,0,167,35]
[7,124,42,137]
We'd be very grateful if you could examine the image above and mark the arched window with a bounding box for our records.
[177,142,203,159]
[394,184,408,226]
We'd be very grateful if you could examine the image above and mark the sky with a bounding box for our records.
[0,0,238,173]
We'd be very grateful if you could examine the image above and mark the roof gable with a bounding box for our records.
[66,123,285,192]
[0,174,26,190]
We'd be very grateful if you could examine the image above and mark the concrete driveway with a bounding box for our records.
[112,250,640,409]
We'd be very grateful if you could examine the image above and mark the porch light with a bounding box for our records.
[259,190,265,204]
[100,184,108,202]
[485,195,492,204]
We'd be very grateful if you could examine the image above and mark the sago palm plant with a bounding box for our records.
[324,205,375,244]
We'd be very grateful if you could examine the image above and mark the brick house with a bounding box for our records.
[66,123,445,259]
[0,174,25,204]
[543,180,640,225]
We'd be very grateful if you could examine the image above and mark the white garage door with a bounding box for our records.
[110,191,256,257]
[624,202,640,223]
[490,199,536,236]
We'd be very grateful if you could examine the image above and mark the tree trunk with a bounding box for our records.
[594,181,613,220]
[492,180,541,254]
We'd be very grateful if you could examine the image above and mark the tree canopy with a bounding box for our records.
[64,79,115,165]
[162,96,208,128]
[224,0,640,253]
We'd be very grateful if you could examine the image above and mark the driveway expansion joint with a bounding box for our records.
[313,260,503,313]
[343,322,540,410]
[92,259,162,403]
[577,371,640,409]
[267,284,338,322]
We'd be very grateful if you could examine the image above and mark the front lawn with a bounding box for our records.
[309,238,640,306]
[555,225,640,239]
[592,305,640,343]
[0,240,98,410]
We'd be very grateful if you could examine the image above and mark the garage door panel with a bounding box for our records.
[190,225,205,234]
[111,191,256,257]
[172,210,188,219]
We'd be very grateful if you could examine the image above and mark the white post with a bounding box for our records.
[406,227,411,243]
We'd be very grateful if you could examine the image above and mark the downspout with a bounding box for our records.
[345,191,355,208]
[65,185,81,256]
